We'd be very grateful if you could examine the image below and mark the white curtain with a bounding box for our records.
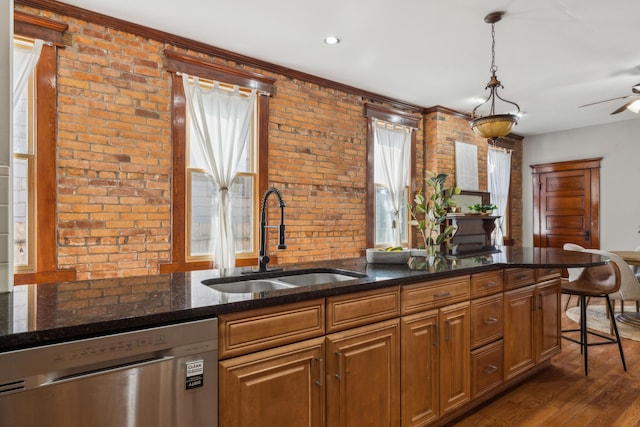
[374,120,411,247]
[182,74,256,269]
[13,39,43,108]
[488,147,512,246]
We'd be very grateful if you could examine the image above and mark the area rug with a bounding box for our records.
[565,305,640,342]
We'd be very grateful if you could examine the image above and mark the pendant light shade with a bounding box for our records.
[469,11,520,143]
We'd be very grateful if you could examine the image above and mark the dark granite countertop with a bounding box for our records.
[0,247,607,352]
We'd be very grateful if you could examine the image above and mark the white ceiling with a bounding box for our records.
[61,0,640,137]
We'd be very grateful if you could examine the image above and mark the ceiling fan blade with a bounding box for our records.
[579,95,630,108]
[611,99,637,115]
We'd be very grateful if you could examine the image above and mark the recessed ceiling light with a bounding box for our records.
[324,36,342,45]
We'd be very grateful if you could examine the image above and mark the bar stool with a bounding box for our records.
[561,259,627,376]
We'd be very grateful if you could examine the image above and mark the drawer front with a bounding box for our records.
[218,299,325,359]
[503,268,535,291]
[401,275,470,315]
[326,287,400,333]
[471,339,504,399]
[470,294,503,349]
[470,270,504,298]
[534,267,562,283]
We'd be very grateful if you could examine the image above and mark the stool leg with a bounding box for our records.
[580,295,588,375]
[605,295,627,372]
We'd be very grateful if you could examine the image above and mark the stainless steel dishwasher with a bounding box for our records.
[0,318,218,427]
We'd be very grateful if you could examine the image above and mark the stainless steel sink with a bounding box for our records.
[275,272,358,286]
[207,280,295,294]
[203,269,365,294]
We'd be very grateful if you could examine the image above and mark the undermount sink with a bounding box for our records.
[203,269,365,294]
[275,272,358,286]
[207,280,295,294]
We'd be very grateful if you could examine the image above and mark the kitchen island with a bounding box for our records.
[0,247,608,427]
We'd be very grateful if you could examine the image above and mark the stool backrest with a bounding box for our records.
[575,250,622,294]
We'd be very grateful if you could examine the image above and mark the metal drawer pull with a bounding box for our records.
[483,364,498,374]
[484,317,498,324]
[516,274,529,280]
[484,281,497,287]
[335,351,342,380]
[434,291,451,298]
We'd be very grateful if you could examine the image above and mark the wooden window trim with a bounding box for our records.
[14,13,75,285]
[160,51,274,273]
[365,104,420,249]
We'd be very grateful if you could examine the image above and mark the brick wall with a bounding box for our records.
[18,5,521,280]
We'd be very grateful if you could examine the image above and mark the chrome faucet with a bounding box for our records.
[258,187,287,272]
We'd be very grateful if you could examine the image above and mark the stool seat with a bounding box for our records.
[561,259,626,376]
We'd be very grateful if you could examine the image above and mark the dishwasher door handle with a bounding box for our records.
[48,355,173,385]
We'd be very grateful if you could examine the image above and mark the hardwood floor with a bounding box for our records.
[451,295,640,426]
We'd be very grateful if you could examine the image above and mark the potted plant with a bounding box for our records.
[408,171,460,256]
[468,203,498,215]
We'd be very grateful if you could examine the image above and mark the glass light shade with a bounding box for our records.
[469,114,518,139]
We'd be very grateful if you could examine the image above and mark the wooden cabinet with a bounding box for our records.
[401,300,470,426]
[326,319,400,427]
[218,267,561,426]
[219,338,325,427]
[503,274,561,381]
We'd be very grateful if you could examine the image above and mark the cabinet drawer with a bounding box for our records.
[471,339,504,399]
[470,270,504,298]
[534,267,562,282]
[326,287,400,333]
[470,294,503,349]
[218,299,325,359]
[503,268,535,290]
[401,276,470,315]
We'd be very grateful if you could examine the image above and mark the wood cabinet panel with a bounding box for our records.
[219,338,325,427]
[534,267,562,283]
[503,285,536,381]
[536,279,562,362]
[401,276,470,315]
[218,299,325,359]
[470,294,503,349]
[401,310,439,427]
[326,319,400,427]
[470,270,504,298]
[439,302,471,416]
[326,287,400,333]
[503,268,535,291]
[471,339,504,399]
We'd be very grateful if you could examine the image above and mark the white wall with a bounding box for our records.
[522,118,640,251]
[1,1,13,293]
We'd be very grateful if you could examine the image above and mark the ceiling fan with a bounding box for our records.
[579,83,640,115]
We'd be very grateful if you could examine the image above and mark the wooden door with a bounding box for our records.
[438,302,471,416]
[503,285,536,381]
[401,310,439,427]
[531,158,601,248]
[219,338,325,427]
[326,319,400,427]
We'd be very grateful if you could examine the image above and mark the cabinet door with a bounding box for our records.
[401,310,439,427]
[326,319,400,427]
[536,279,562,362]
[503,285,536,381]
[439,302,471,416]
[219,338,325,427]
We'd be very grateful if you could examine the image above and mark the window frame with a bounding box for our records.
[162,50,275,273]
[13,12,73,285]
[365,104,420,249]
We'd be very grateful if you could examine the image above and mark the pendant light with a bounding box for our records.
[469,11,520,143]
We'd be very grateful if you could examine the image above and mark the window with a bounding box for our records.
[162,50,275,273]
[13,12,71,285]
[185,79,258,260]
[365,104,420,249]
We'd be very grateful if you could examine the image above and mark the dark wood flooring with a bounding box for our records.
[451,295,640,426]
